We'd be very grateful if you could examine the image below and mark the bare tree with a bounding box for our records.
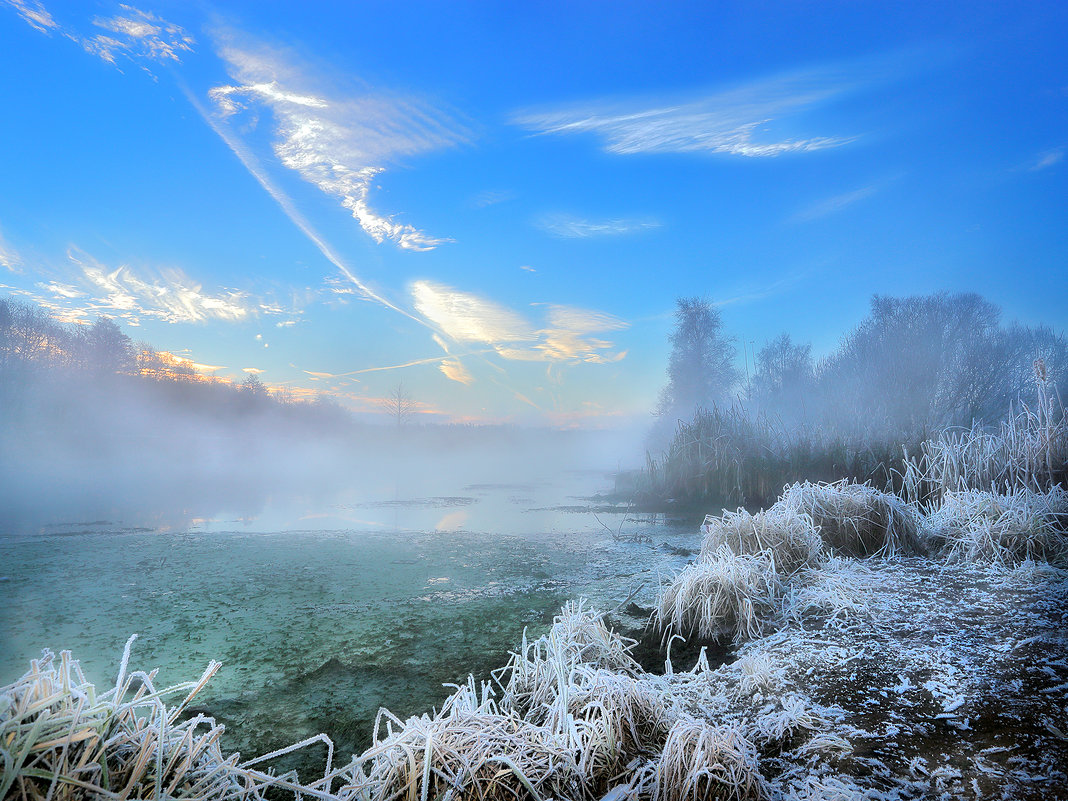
[384,382,417,426]
[240,373,269,398]
[657,297,738,420]
[753,332,814,421]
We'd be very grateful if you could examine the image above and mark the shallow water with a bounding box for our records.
[0,473,700,773]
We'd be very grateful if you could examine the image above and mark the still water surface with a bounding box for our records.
[0,472,700,769]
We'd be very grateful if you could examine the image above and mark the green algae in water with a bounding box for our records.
[0,508,697,781]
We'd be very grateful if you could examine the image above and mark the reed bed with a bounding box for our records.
[772,481,923,558]
[0,637,339,801]
[700,508,824,575]
[926,486,1068,567]
[626,405,907,510]
[902,386,1067,504]
[651,718,768,801]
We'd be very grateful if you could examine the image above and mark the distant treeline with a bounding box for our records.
[0,296,605,532]
[629,292,1067,509]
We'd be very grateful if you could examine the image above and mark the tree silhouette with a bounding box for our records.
[384,382,416,426]
[81,317,134,375]
[658,297,738,419]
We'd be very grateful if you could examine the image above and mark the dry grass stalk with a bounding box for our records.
[700,508,824,575]
[926,486,1068,567]
[0,637,339,801]
[773,481,923,557]
[651,718,768,801]
[653,547,783,643]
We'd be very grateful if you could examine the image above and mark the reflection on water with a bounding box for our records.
[0,473,700,776]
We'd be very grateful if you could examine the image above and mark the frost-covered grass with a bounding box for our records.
[0,637,340,801]
[773,480,923,558]
[343,682,583,801]
[700,507,824,575]
[653,547,784,643]
[926,485,1068,567]
[652,718,768,801]
[903,396,1068,503]
[653,481,911,644]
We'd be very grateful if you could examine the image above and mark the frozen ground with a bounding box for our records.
[649,556,1068,799]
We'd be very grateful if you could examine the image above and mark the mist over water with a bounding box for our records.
[0,476,697,775]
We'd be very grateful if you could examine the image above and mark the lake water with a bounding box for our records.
[0,471,701,774]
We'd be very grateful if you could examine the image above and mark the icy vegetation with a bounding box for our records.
[5,476,1067,800]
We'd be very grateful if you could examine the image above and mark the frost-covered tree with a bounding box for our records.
[657,297,738,420]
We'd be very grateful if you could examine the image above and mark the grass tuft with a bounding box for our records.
[700,507,825,575]
[926,486,1068,567]
[651,718,769,801]
[772,480,923,557]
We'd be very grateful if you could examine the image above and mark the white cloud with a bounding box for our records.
[69,250,250,324]
[84,6,194,65]
[411,281,627,365]
[440,358,474,385]
[40,281,82,298]
[208,35,468,251]
[536,213,660,238]
[515,65,863,157]
[413,281,534,344]
[21,248,298,327]
[3,0,56,33]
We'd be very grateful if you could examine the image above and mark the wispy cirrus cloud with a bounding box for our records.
[536,213,660,238]
[412,281,627,366]
[208,33,469,251]
[791,184,879,223]
[3,0,56,33]
[4,1,194,67]
[20,247,301,327]
[440,358,474,385]
[1030,147,1064,172]
[513,63,874,158]
[0,226,22,272]
[83,5,194,65]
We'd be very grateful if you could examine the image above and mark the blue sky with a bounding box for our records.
[1,1,1065,426]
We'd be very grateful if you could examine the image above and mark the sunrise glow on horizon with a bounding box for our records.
[1,0,1065,425]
